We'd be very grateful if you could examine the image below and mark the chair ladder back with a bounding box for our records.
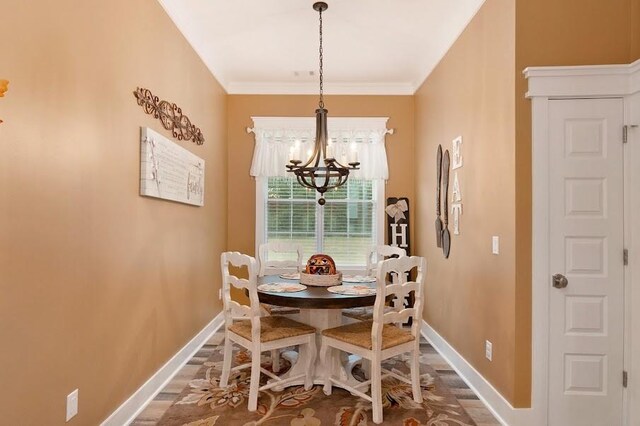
[371,256,426,351]
[366,244,407,277]
[220,252,262,336]
[258,242,304,276]
[408,257,426,339]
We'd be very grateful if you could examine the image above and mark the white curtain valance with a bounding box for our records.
[249,117,390,180]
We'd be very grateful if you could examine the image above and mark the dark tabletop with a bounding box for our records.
[257,275,377,309]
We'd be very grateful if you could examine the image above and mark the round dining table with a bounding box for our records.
[258,275,376,390]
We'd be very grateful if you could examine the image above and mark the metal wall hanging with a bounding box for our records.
[133,87,204,145]
[435,145,452,258]
[441,150,451,258]
[435,145,443,248]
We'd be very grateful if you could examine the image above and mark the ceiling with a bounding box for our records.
[157,0,486,95]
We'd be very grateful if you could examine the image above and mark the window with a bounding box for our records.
[250,116,390,270]
[261,177,381,268]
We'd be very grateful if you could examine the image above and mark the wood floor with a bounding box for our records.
[133,329,500,425]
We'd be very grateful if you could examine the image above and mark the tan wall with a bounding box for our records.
[633,0,640,59]
[0,1,226,424]
[414,0,639,408]
[227,95,414,257]
[414,0,520,404]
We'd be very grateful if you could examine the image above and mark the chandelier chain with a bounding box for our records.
[318,6,324,109]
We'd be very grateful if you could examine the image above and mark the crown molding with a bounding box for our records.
[226,81,415,96]
[524,59,640,98]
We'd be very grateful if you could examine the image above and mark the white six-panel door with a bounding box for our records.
[548,98,625,425]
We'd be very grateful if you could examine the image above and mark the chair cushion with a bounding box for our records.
[229,316,315,343]
[321,320,414,350]
[260,303,300,315]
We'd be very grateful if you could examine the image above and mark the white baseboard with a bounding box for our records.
[421,320,533,426]
[101,313,225,426]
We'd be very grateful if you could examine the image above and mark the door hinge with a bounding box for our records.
[623,371,628,388]
[624,249,629,266]
[624,124,639,143]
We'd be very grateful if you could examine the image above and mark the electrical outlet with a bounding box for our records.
[485,340,493,361]
[66,389,78,421]
[218,289,222,300]
[492,236,500,255]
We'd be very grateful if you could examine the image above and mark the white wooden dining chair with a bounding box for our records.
[343,245,407,322]
[257,242,302,323]
[258,242,304,277]
[365,245,406,277]
[220,251,317,411]
[320,255,425,424]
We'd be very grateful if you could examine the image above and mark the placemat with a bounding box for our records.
[326,285,376,295]
[257,282,307,293]
[278,272,301,280]
[342,275,376,283]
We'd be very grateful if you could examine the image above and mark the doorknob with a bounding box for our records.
[552,274,568,289]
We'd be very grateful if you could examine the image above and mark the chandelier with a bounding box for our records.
[286,2,360,206]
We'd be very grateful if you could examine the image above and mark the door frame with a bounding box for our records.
[525,59,640,425]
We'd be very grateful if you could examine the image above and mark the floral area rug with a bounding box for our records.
[157,342,476,426]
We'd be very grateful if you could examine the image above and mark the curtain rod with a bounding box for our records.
[246,127,395,135]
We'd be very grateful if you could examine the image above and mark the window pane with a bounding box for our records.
[266,201,316,234]
[266,177,317,259]
[323,200,375,266]
[267,177,292,199]
[264,177,377,268]
[291,182,316,200]
[324,184,347,200]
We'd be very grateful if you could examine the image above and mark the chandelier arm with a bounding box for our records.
[296,175,313,189]
[318,166,331,192]
[313,143,322,168]
[297,153,317,169]
[297,173,314,190]
[323,173,348,192]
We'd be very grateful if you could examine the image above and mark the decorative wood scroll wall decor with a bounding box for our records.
[133,87,204,145]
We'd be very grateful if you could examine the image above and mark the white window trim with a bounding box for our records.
[255,177,385,274]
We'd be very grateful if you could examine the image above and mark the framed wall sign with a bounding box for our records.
[140,127,205,206]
